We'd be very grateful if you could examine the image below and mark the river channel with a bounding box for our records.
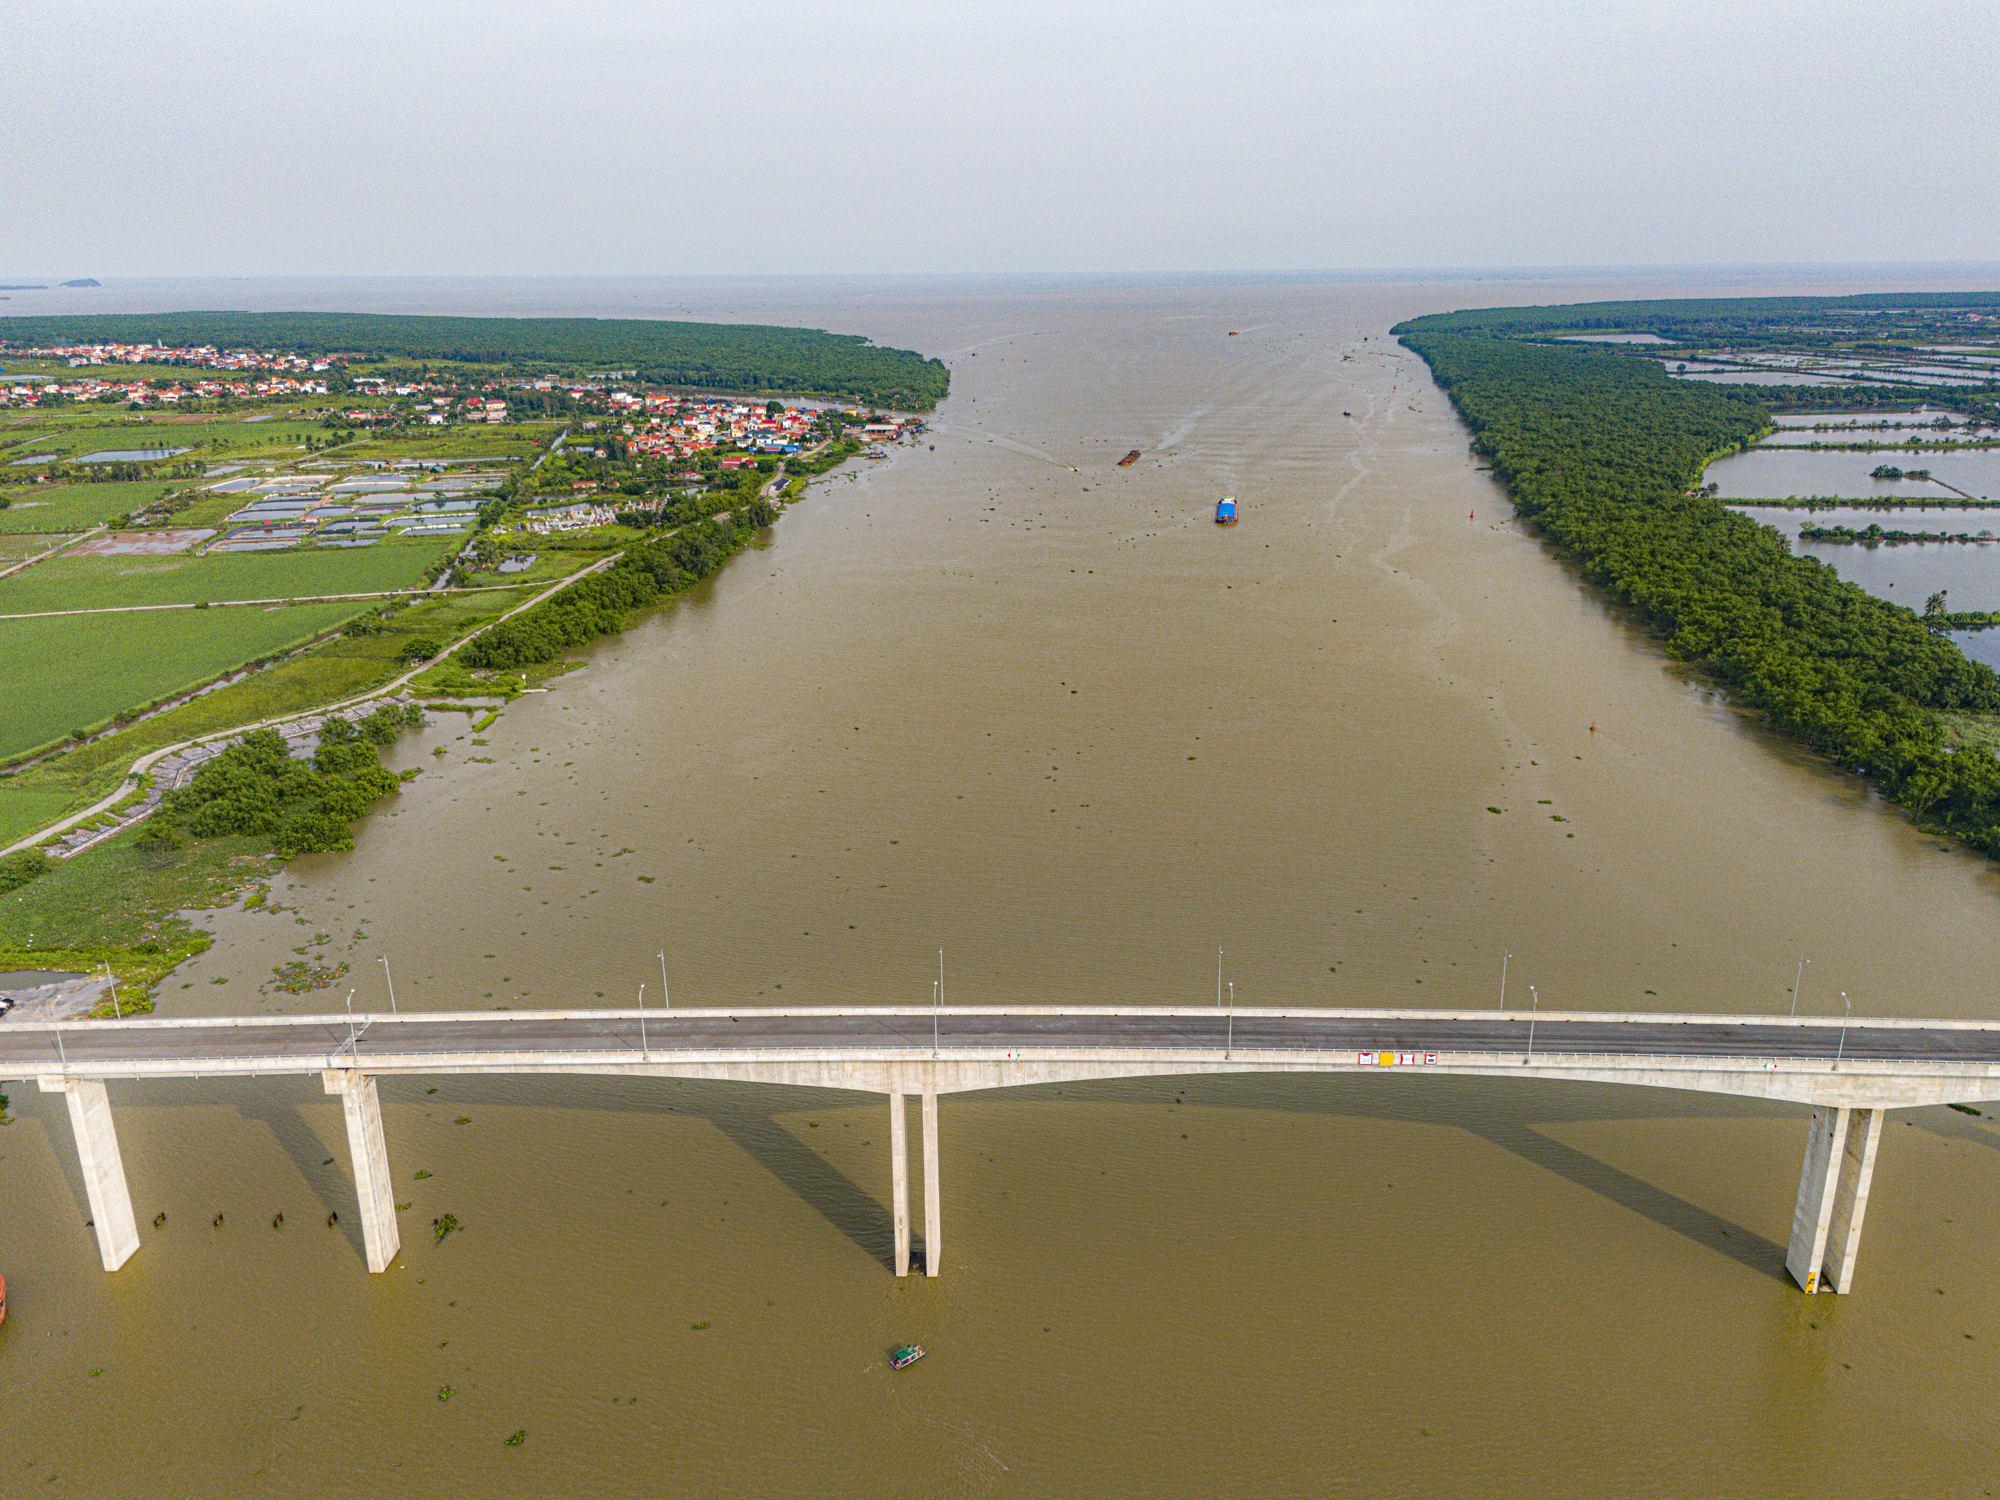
[6,272,2000,1497]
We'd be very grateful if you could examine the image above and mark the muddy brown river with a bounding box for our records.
[6,272,2000,1497]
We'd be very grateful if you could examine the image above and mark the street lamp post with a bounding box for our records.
[1791,957,1809,1018]
[933,980,940,1060]
[1835,990,1852,1070]
[104,961,120,1020]
[379,956,397,1014]
[1526,985,1539,1062]
[658,950,669,1010]
[1226,980,1235,1060]
[637,982,647,1059]
[1500,952,1510,1012]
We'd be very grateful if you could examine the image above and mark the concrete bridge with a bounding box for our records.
[8,1004,2000,1296]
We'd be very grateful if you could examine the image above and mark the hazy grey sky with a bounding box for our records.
[10,0,1995,277]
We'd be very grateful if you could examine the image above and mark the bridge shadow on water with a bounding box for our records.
[1046,1072,1799,1285]
[229,1092,371,1265]
[351,1070,1802,1283]
[105,1068,1991,1285]
[360,1074,905,1272]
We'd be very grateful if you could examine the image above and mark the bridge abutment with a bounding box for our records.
[40,1076,140,1271]
[323,1070,400,1273]
[1787,1105,1884,1294]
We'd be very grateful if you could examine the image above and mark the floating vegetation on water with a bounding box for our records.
[691,1321,710,1330]
[414,1169,433,1179]
[438,1385,454,1401]
[454,1116,471,1125]
[504,1430,527,1447]
[433,1212,459,1243]
[271,960,349,994]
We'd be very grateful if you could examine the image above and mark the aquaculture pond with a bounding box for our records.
[1769,407,1973,430]
[1732,503,2000,670]
[1705,447,2000,500]
[73,446,193,463]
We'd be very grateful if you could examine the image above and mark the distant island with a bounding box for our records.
[61,279,101,288]
[0,285,47,292]
[0,309,950,410]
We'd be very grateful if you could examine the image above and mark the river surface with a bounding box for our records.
[7,271,2000,1498]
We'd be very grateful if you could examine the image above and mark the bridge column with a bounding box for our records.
[921,1087,941,1278]
[1787,1105,1883,1294]
[40,1077,140,1271]
[323,1070,400,1273]
[889,1091,911,1277]
[1824,1108,1885,1294]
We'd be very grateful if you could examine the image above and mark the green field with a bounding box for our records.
[0,480,192,533]
[0,534,457,613]
[0,532,62,561]
[0,786,86,848]
[340,425,553,463]
[0,601,367,757]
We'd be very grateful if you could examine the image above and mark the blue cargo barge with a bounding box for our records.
[1215,496,1237,524]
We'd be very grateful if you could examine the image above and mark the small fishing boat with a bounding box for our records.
[1215,496,1237,525]
[1118,450,1141,467]
[889,1344,924,1370]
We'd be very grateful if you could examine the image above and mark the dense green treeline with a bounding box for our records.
[1391,323,2000,852]
[1405,291,2000,337]
[462,500,777,671]
[0,311,951,410]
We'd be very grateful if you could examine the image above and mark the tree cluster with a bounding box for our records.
[462,502,776,671]
[149,705,423,858]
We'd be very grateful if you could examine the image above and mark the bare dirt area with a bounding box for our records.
[67,529,217,557]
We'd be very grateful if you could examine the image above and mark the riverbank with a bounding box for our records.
[0,482,801,985]
[1395,300,2000,860]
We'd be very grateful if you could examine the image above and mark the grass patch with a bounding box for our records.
[0,823,271,954]
[0,787,82,847]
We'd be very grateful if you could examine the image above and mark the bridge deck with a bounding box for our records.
[6,1007,2000,1078]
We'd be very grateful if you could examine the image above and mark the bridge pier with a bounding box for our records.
[40,1076,140,1271]
[323,1070,400,1273]
[921,1087,941,1278]
[1787,1105,1884,1294]
[889,1091,911,1277]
